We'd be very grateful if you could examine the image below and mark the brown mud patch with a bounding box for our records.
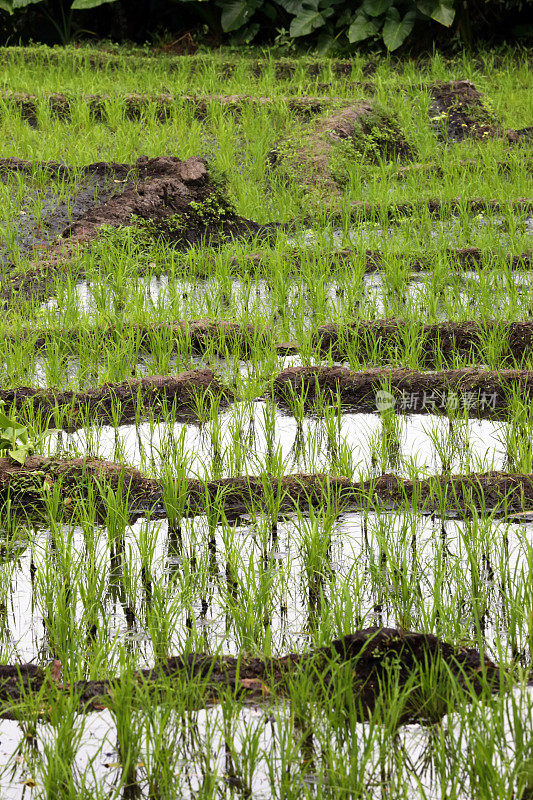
[315,320,533,364]
[272,365,533,419]
[0,155,274,307]
[0,627,498,722]
[3,318,270,356]
[0,370,231,430]
[430,80,531,143]
[0,91,346,125]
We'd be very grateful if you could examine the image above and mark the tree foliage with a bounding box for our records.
[0,0,528,50]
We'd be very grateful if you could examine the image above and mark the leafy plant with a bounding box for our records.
[0,402,34,465]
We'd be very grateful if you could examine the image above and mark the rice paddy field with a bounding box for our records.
[0,44,532,798]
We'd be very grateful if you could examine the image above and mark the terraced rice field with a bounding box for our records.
[0,45,532,798]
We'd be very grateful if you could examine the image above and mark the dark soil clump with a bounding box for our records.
[430,80,531,144]
[431,80,500,142]
[272,365,533,419]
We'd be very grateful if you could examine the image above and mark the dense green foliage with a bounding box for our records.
[0,0,529,50]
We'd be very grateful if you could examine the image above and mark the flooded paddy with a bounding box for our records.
[0,45,532,800]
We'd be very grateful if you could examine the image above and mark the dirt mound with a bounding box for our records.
[430,80,531,143]
[60,155,263,249]
[275,102,415,194]
[272,364,533,418]
[0,627,498,722]
[0,156,274,306]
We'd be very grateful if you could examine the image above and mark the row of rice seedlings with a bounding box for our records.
[0,472,531,653]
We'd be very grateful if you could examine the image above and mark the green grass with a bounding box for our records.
[0,43,531,799]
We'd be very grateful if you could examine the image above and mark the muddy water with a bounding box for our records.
[44,401,508,477]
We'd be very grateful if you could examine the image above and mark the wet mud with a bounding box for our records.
[315,320,533,363]
[60,155,266,247]
[0,370,231,429]
[272,365,533,419]
[0,627,498,722]
[0,91,346,125]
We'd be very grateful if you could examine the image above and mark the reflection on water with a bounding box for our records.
[45,402,508,479]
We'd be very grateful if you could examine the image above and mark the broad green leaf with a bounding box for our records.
[362,0,391,17]
[277,0,301,13]
[13,0,43,7]
[382,7,416,50]
[416,0,455,26]
[0,1,13,14]
[221,0,261,32]
[290,5,331,37]
[72,0,118,9]
[8,447,29,465]
[348,11,380,42]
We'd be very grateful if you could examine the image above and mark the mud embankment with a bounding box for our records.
[314,320,533,363]
[0,627,500,722]
[344,197,533,221]
[3,319,270,355]
[0,91,346,125]
[0,370,231,428]
[272,365,533,419]
[2,458,533,520]
[236,247,532,273]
